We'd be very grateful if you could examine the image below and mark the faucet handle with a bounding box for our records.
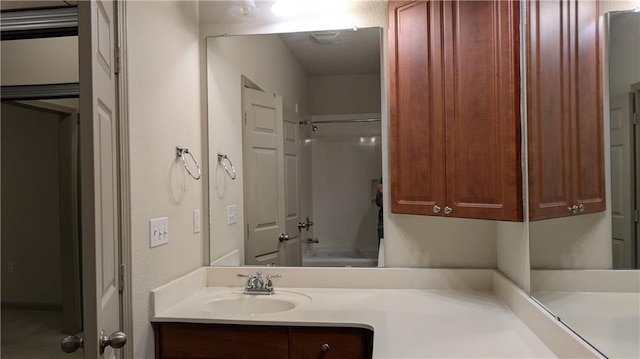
[266,274,281,280]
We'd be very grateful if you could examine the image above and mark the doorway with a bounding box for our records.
[1,99,82,358]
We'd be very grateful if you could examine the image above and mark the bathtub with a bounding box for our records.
[302,248,378,267]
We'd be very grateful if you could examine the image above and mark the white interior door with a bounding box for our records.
[610,93,635,269]
[281,109,302,266]
[78,0,123,357]
[243,87,285,265]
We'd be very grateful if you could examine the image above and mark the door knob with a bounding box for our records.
[61,335,83,353]
[99,330,127,354]
[278,233,290,242]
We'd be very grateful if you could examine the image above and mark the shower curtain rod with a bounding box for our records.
[299,118,381,125]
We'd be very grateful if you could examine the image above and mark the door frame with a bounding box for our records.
[632,81,640,269]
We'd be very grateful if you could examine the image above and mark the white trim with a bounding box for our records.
[115,1,134,358]
[493,271,605,359]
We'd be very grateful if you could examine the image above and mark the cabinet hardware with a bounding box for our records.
[321,343,330,352]
[444,206,453,215]
[433,205,441,214]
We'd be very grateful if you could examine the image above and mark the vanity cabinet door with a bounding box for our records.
[389,0,522,221]
[288,327,373,359]
[154,323,289,359]
[527,0,605,220]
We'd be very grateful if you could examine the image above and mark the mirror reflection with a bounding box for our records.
[529,10,640,359]
[207,28,382,267]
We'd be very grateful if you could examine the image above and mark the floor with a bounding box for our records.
[1,309,83,359]
[534,291,640,359]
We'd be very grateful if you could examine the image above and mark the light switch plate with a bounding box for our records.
[227,205,238,224]
[150,217,169,247]
[193,210,201,233]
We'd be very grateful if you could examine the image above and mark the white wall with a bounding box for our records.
[309,74,381,115]
[207,34,309,263]
[609,12,640,96]
[1,36,78,85]
[311,121,381,251]
[127,2,203,358]
[1,103,62,305]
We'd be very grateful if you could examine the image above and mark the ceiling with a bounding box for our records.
[200,1,381,76]
[278,29,380,76]
[0,1,381,77]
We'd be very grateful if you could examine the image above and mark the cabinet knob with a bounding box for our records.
[578,203,584,213]
[321,343,330,352]
[433,205,441,213]
[444,206,453,215]
[568,205,577,214]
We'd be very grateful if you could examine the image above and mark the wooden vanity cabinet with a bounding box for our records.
[526,0,605,220]
[388,0,523,221]
[153,323,373,359]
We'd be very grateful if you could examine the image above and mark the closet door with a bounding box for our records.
[571,0,605,214]
[444,0,522,221]
[389,0,446,215]
[527,0,573,220]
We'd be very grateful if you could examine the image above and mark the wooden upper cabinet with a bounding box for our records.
[527,0,605,220]
[389,0,522,221]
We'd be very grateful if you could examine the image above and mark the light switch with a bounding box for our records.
[227,205,238,225]
[193,210,201,233]
[150,217,169,247]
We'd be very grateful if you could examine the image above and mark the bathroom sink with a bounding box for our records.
[197,290,311,315]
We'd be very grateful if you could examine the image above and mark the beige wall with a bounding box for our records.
[309,74,381,115]
[1,36,78,85]
[206,34,309,263]
[127,2,203,358]
[1,103,63,305]
[609,11,640,96]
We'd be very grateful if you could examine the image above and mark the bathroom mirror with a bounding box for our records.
[529,9,640,358]
[207,27,383,267]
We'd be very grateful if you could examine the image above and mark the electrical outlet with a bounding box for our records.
[149,217,169,248]
[7,262,14,274]
[227,205,238,224]
[193,210,201,233]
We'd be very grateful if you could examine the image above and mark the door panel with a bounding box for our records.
[282,110,302,266]
[527,0,573,220]
[444,0,522,220]
[610,94,635,268]
[243,88,284,264]
[389,0,446,215]
[572,0,605,213]
[78,0,121,357]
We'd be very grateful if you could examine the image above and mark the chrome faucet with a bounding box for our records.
[238,271,281,295]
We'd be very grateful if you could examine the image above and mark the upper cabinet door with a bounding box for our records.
[527,0,573,220]
[572,0,605,214]
[443,0,522,221]
[389,0,522,221]
[389,0,447,215]
[527,0,605,220]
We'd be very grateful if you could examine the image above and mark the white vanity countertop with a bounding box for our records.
[534,291,640,359]
[152,267,557,358]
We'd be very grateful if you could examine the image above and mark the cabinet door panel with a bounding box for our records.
[288,327,372,359]
[389,0,447,215]
[155,323,289,359]
[572,0,605,213]
[444,0,522,220]
[527,0,573,220]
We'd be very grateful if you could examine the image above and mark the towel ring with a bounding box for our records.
[176,146,201,180]
[217,153,237,180]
